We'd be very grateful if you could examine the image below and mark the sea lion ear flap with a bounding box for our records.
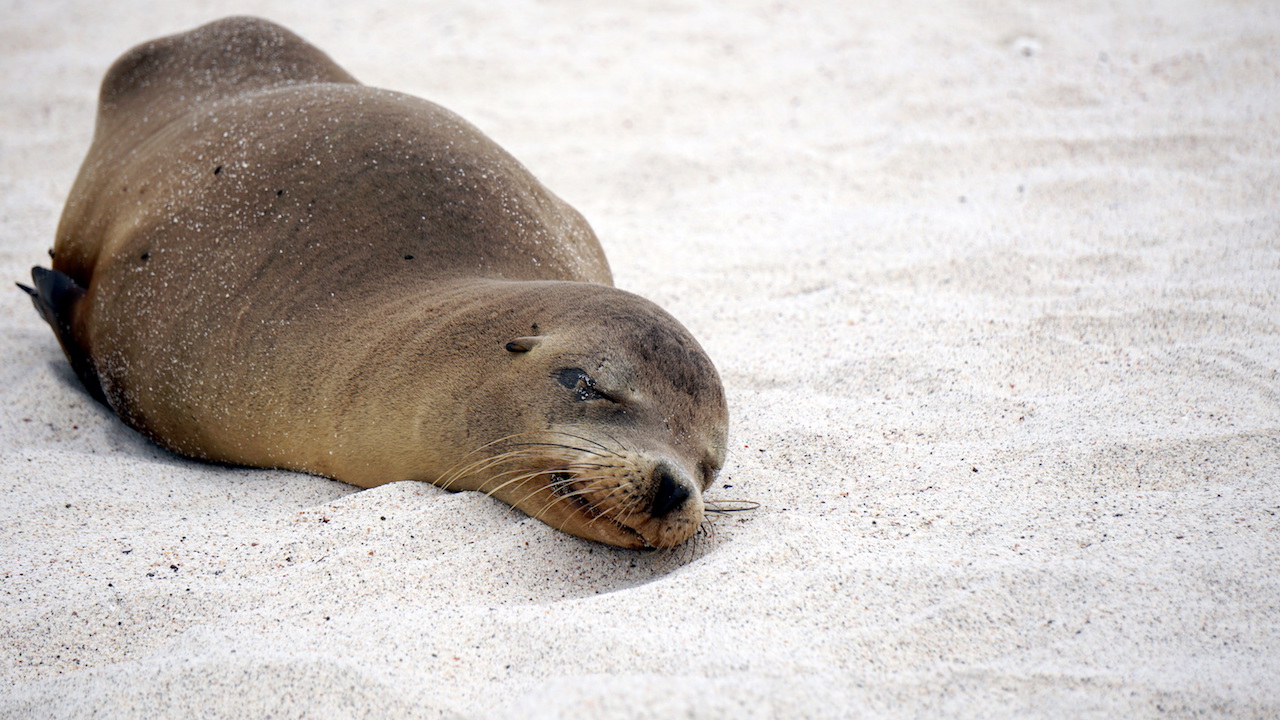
[504,336,542,353]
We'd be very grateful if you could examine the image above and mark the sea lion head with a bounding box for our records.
[442,283,729,550]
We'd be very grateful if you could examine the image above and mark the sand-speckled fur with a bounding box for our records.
[32,17,728,549]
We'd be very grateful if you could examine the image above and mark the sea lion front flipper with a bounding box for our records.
[18,267,106,404]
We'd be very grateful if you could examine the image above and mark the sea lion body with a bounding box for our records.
[27,17,728,549]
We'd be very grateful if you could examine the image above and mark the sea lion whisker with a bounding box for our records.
[544,471,622,497]
[592,429,631,455]
[437,431,584,480]
[476,464,558,488]
[530,492,581,525]
[440,451,527,484]
[489,474,587,523]
[440,443,577,485]
[488,475,568,522]
[434,442,549,487]
[614,505,646,533]
[443,431,548,467]
[435,449,549,489]
[577,487,640,532]
[554,483,624,502]
[480,468,562,500]
[561,462,615,472]
[544,430,611,452]
[533,494,632,544]
[502,441,609,459]
[542,430,623,457]
[530,478,624,524]
[466,448,552,474]
[703,499,760,515]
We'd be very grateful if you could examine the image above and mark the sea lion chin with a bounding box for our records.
[19,16,729,549]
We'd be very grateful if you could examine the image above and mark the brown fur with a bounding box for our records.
[29,17,728,549]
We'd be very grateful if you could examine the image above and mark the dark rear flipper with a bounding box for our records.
[18,267,107,404]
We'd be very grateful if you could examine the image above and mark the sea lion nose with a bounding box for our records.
[650,465,691,517]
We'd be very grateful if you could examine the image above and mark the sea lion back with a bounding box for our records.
[54,17,359,285]
[94,16,358,141]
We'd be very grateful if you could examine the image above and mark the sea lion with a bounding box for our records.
[20,16,728,550]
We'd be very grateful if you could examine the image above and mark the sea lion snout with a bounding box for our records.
[649,463,692,518]
[515,438,711,549]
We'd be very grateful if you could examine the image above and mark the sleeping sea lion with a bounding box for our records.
[20,16,729,549]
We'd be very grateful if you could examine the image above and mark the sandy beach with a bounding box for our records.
[2,1,1278,717]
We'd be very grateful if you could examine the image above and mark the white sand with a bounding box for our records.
[2,1,1278,717]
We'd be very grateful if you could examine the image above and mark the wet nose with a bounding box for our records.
[650,465,691,518]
